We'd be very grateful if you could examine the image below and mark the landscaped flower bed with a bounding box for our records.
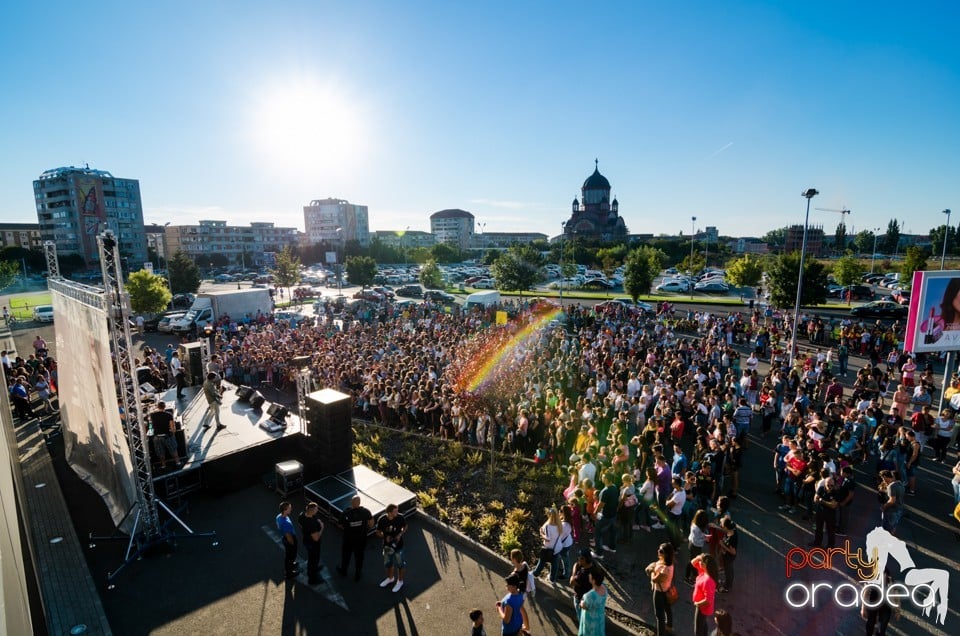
[353,423,566,560]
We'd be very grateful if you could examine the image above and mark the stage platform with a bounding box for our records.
[305,465,418,528]
[149,382,306,498]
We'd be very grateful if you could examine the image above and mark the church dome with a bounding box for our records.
[582,166,610,191]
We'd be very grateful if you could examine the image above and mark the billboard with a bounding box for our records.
[74,176,106,263]
[904,269,960,353]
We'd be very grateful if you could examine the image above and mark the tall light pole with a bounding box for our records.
[690,217,697,269]
[788,188,819,369]
[559,221,566,305]
[871,228,881,274]
[335,227,343,297]
[941,209,952,270]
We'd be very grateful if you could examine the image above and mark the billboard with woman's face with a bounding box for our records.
[904,270,960,353]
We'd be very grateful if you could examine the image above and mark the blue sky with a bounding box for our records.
[2,1,958,239]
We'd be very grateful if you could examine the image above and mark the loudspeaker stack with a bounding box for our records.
[303,388,352,475]
[178,342,204,386]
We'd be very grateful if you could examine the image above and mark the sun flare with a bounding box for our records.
[249,75,369,179]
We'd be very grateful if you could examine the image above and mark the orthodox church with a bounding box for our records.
[564,160,628,240]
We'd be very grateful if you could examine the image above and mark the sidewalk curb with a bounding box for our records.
[415,509,655,635]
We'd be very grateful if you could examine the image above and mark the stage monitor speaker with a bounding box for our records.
[267,402,290,423]
[178,342,204,386]
[304,389,352,474]
[236,385,254,402]
[249,391,266,410]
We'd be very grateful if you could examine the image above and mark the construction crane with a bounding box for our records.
[816,207,852,252]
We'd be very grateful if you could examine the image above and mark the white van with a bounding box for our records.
[465,290,501,309]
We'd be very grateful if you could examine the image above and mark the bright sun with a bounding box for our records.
[250,75,369,179]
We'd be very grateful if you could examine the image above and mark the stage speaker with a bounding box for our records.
[178,342,204,386]
[249,391,266,410]
[236,385,254,402]
[304,388,352,475]
[267,402,290,424]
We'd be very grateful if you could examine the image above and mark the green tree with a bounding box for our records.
[882,219,901,255]
[832,256,865,303]
[0,260,20,290]
[623,246,664,299]
[490,246,543,296]
[208,253,229,267]
[270,246,301,297]
[678,252,705,275]
[766,252,828,308]
[346,255,377,290]
[761,227,787,250]
[126,269,173,315]
[900,246,928,286]
[419,259,443,289]
[0,246,45,272]
[928,224,958,257]
[169,250,201,294]
[725,255,764,288]
[852,230,876,255]
[430,242,460,264]
[596,245,627,275]
[834,222,847,254]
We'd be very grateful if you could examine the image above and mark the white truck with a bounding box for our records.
[465,290,501,309]
[170,288,273,334]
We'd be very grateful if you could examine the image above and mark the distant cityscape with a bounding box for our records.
[8,163,933,270]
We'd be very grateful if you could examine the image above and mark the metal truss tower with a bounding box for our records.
[97,231,161,537]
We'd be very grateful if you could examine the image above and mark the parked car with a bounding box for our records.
[32,305,54,322]
[157,312,186,333]
[396,285,423,298]
[694,281,730,293]
[582,278,614,290]
[830,285,874,300]
[171,293,195,309]
[656,280,689,293]
[891,289,911,305]
[850,300,908,319]
[472,278,497,289]
[423,290,455,304]
[353,289,384,302]
[371,286,395,300]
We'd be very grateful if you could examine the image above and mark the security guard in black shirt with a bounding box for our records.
[337,495,373,580]
[298,502,324,584]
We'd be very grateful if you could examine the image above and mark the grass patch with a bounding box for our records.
[8,293,52,319]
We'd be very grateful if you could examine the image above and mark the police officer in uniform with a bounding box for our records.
[298,502,324,585]
[338,495,373,580]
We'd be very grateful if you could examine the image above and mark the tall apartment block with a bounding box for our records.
[33,165,147,267]
[303,198,370,248]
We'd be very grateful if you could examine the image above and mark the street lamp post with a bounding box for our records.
[689,216,697,298]
[788,188,819,369]
[559,221,566,305]
[941,209,952,270]
[335,227,343,297]
[871,229,881,274]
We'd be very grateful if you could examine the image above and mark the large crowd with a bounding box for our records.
[179,294,953,634]
[12,292,955,634]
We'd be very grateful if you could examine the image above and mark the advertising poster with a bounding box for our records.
[904,269,960,353]
[74,175,106,262]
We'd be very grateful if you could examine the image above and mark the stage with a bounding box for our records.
[149,382,306,499]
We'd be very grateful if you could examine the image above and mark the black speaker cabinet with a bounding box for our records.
[178,342,204,386]
[304,389,353,475]
[249,391,266,410]
[236,385,254,402]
